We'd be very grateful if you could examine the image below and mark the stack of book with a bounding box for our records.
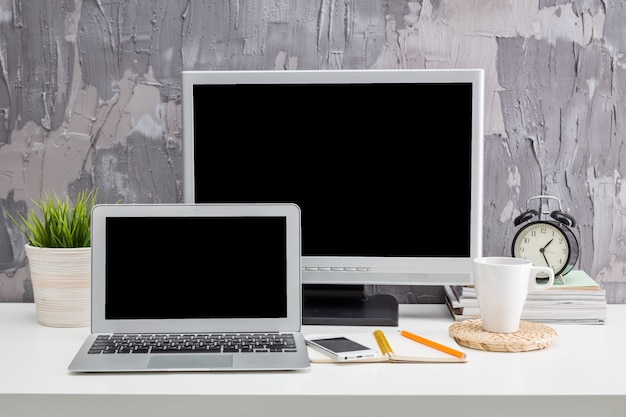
[445,270,608,324]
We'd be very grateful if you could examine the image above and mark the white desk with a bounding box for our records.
[1,303,625,417]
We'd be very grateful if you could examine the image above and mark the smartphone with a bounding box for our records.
[305,336,378,361]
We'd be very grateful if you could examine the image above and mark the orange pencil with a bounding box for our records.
[399,329,466,359]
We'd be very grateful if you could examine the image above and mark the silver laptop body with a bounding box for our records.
[68,203,310,372]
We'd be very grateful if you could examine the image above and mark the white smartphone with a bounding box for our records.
[305,336,378,361]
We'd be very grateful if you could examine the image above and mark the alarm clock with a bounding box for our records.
[511,195,579,280]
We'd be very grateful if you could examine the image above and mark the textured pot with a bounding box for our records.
[24,244,91,327]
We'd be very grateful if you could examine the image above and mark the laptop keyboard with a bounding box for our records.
[88,333,298,354]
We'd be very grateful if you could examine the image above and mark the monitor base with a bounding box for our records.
[302,284,399,326]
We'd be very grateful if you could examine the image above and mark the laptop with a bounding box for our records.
[68,203,310,372]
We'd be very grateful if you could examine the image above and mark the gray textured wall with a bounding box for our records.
[1,0,625,303]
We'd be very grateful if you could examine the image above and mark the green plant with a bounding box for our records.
[8,189,98,248]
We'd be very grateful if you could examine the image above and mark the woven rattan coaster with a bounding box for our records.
[448,319,557,352]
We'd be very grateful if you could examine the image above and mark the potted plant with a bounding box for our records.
[9,189,97,327]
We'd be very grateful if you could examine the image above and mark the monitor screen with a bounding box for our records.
[182,69,484,325]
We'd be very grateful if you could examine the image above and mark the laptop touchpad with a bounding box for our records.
[148,354,233,369]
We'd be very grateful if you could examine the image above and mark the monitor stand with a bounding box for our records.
[302,284,399,326]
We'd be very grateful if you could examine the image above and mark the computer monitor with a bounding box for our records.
[182,69,484,326]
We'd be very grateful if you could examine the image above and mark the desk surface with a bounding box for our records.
[1,303,625,417]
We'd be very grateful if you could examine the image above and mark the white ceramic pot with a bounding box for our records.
[24,244,91,327]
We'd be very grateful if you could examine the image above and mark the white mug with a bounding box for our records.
[472,257,555,333]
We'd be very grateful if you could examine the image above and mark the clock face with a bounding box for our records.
[512,221,571,277]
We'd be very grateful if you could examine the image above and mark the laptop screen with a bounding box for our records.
[104,216,288,320]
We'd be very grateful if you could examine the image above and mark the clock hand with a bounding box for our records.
[539,239,554,266]
[540,249,550,267]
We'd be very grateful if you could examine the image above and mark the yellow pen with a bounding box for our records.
[373,330,394,356]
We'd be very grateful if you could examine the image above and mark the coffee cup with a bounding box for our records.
[472,257,555,333]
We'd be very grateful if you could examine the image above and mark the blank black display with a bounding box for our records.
[193,83,472,257]
[104,216,288,319]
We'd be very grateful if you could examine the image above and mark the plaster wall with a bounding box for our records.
[0,0,624,303]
